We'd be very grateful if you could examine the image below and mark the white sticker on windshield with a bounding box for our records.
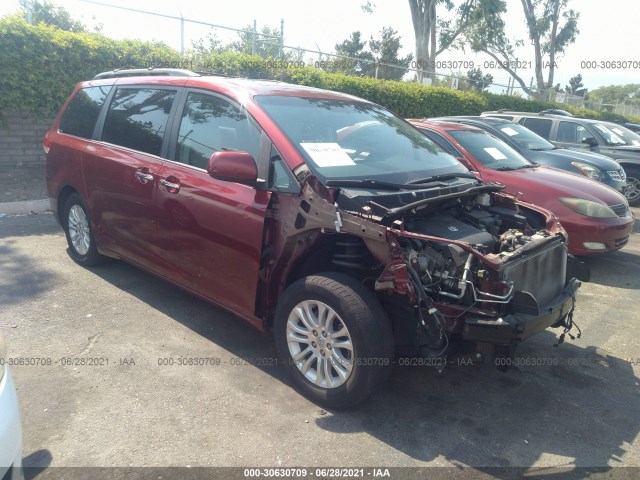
[484,147,508,160]
[501,127,519,136]
[300,143,356,167]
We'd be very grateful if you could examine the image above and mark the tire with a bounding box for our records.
[62,192,104,266]
[623,167,640,207]
[274,273,394,408]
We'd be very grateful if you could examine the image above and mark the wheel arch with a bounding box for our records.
[57,185,79,226]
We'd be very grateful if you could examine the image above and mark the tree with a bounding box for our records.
[361,1,376,13]
[332,31,375,76]
[191,33,224,56]
[565,73,586,96]
[230,25,282,58]
[466,0,580,97]
[369,27,414,80]
[407,0,477,81]
[19,0,89,32]
[588,84,640,108]
[465,67,492,92]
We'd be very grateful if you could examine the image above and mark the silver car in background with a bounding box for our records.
[0,332,23,480]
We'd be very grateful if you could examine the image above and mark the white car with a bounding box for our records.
[0,332,23,480]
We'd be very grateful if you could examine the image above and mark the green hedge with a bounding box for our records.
[0,15,181,118]
[2,15,639,124]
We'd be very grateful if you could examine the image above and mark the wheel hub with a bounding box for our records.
[286,300,354,388]
[68,204,90,255]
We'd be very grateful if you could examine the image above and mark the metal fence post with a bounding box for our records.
[25,0,32,23]
[280,19,284,59]
[252,20,256,55]
[180,14,185,56]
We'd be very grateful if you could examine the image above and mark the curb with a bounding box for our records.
[0,199,51,216]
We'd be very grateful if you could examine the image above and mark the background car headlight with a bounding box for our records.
[571,162,605,181]
[0,332,6,382]
[559,197,618,218]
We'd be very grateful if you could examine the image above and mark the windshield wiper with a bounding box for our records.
[408,172,478,184]
[326,179,404,191]
[326,177,460,191]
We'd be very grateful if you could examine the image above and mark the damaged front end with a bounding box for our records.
[260,173,588,364]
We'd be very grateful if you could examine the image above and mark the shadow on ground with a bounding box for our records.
[583,249,640,289]
[0,240,60,308]
[81,254,640,474]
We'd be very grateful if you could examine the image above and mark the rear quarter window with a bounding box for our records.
[519,117,553,139]
[58,86,111,139]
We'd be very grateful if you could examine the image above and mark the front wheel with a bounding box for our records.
[62,192,104,266]
[623,167,640,207]
[274,273,394,408]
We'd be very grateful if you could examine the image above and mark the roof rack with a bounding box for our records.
[93,68,200,80]
[539,109,574,117]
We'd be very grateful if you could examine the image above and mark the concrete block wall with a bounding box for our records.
[0,112,54,167]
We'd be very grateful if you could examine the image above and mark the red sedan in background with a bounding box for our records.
[408,120,635,256]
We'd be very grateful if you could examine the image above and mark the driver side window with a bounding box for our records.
[557,122,592,144]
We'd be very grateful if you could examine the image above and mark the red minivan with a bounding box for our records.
[409,120,635,256]
[46,70,587,407]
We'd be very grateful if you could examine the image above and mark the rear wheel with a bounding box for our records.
[62,193,104,266]
[623,167,640,207]
[274,273,394,408]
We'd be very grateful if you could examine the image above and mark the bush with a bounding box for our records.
[2,14,639,125]
[0,15,181,117]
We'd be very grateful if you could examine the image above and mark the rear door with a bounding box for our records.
[155,90,271,319]
[84,86,180,267]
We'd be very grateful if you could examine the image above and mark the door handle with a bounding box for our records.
[135,171,154,184]
[160,178,181,194]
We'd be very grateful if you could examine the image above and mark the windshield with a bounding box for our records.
[448,130,533,170]
[255,96,467,184]
[593,124,627,146]
[496,122,555,151]
[605,123,640,147]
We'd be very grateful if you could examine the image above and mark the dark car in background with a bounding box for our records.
[45,69,586,407]
[433,116,627,194]
[612,120,640,134]
[408,119,634,257]
[481,111,640,205]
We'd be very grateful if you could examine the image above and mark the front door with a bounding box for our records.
[155,91,271,319]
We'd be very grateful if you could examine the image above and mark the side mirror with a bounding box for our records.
[582,137,598,147]
[207,151,259,186]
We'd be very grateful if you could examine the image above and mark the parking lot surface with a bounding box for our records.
[1,211,639,477]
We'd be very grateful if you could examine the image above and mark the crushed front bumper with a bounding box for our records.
[462,278,581,345]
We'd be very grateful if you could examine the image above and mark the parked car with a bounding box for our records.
[408,119,634,256]
[46,69,587,407]
[432,116,626,193]
[0,332,24,480]
[611,120,640,134]
[480,111,640,205]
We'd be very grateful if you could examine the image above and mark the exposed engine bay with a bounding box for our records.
[265,177,585,363]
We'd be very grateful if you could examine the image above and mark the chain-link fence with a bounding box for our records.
[534,87,640,117]
[79,1,640,118]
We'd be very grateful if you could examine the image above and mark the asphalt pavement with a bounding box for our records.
[0,210,639,479]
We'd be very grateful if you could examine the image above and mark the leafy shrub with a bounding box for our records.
[2,15,638,125]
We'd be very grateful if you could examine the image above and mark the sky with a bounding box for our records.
[2,0,639,92]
